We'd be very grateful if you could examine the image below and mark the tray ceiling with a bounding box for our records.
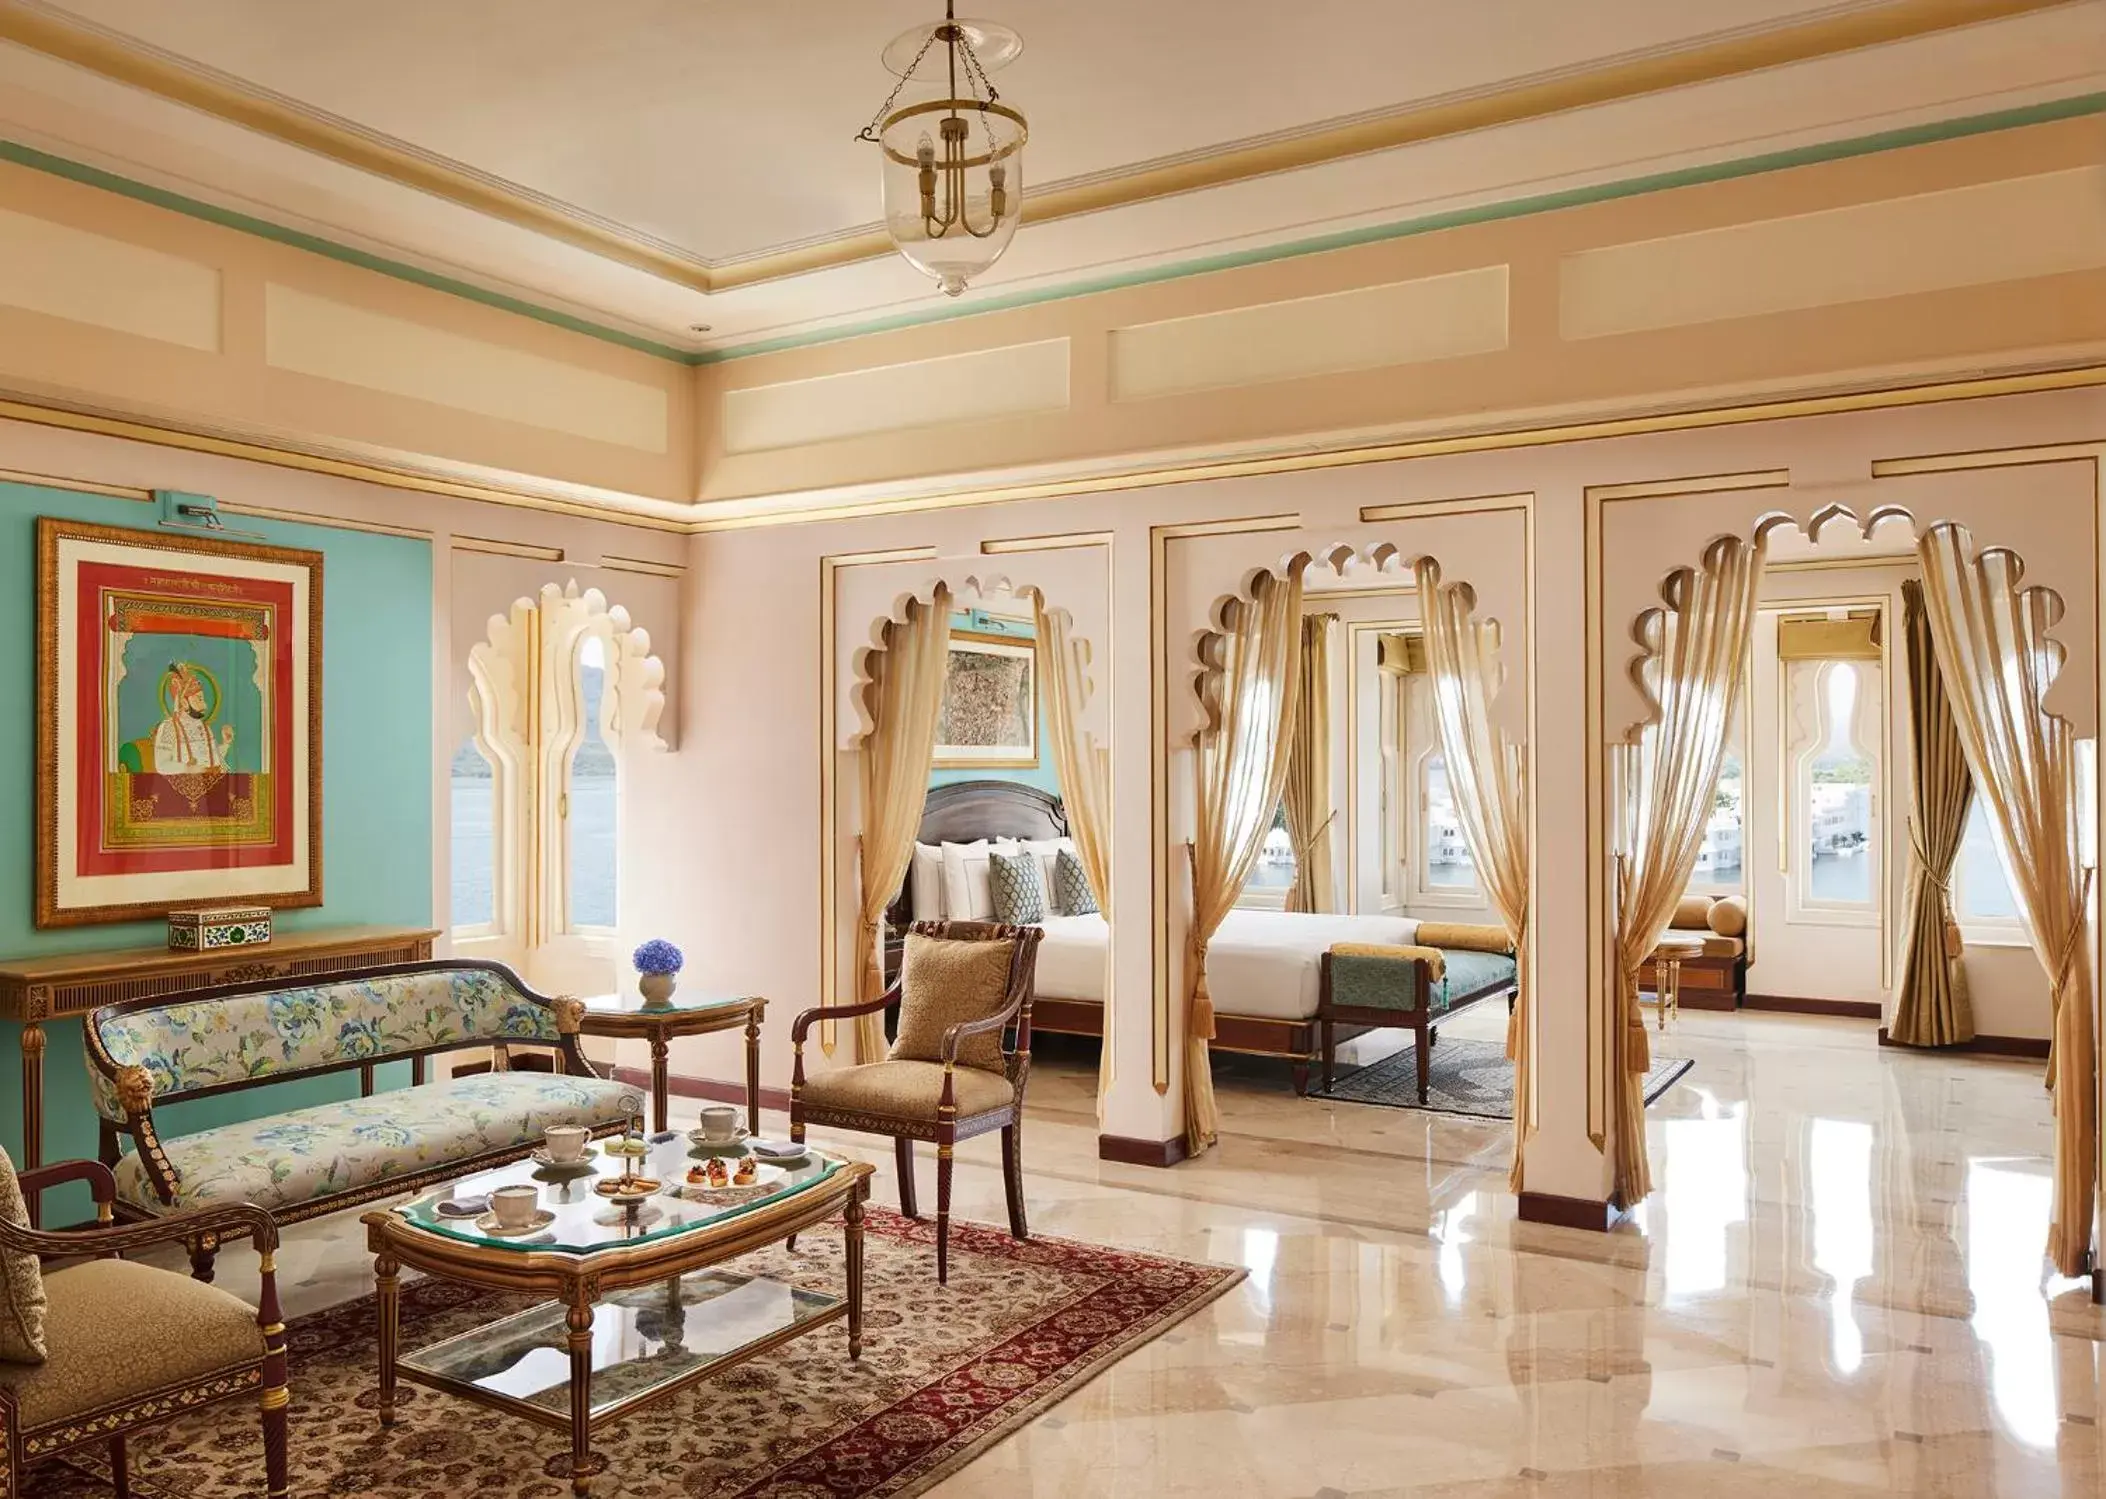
[0,0,2098,353]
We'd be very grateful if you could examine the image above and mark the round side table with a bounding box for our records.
[1650,937,1705,1032]
[576,992,768,1135]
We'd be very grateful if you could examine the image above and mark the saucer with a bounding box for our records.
[685,1126,749,1156]
[530,1145,599,1172]
[747,1138,808,1165]
[474,1208,556,1236]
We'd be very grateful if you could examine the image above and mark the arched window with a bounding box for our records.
[449,732,497,933]
[564,634,618,931]
[1789,655,1881,918]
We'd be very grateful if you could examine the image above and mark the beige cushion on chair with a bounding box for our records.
[0,1144,47,1364]
[802,1061,1016,1123]
[5,1257,261,1428]
[889,932,1015,1072]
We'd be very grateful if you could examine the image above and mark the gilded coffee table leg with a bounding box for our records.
[744,1006,763,1136]
[845,1191,865,1362]
[565,1294,601,1496]
[375,1251,400,1428]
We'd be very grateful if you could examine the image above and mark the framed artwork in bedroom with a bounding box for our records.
[35,517,324,927]
[934,630,1038,769]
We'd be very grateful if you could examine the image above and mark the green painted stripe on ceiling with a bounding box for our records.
[0,138,696,362]
[2,90,2100,371]
[698,90,2106,363]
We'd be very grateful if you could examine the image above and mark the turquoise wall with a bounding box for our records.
[0,483,433,1221]
[928,608,1061,797]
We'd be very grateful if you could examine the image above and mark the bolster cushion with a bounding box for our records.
[1411,922,1513,955]
[1707,894,1748,938]
[1671,895,1714,930]
[1330,942,1447,982]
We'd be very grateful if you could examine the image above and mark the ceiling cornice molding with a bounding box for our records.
[3,362,2102,538]
[0,0,2079,297]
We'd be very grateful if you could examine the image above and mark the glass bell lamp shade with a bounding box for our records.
[877,98,1027,296]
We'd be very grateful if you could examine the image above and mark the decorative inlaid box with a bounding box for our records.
[166,906,273,952]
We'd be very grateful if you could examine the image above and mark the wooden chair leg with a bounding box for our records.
[187,1233,218,1283]
[1001,1122,1028,1240]
[110,1434,129,1499]
[936,1141,954,1285]
[894,1136,919,1219]
[1415,1020,1432,1105]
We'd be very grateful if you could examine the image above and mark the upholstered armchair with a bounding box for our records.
[791,920,1043,1284]
[0,1153,288,1499]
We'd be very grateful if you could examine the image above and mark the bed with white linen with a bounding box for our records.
[892,781,1514,1091]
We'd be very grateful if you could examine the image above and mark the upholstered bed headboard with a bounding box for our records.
[890,780,1069,925]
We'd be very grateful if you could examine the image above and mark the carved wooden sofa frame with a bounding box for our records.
[83,959,631,1280]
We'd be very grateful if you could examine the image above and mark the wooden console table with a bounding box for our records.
[0,924,437,1221]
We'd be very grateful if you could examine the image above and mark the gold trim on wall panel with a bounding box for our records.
[0,465,151,501]
[1307,583,1418,601]
[981,530,1116,554]
[2,0,2067,292]
[453,534,564,561]
[1768,554,1920,573]
[600,554,686,578]
[1360,492,1535,522]
[1871,441,2106,476]
[1588,470,1791,501]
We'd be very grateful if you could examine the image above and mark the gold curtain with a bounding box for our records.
[1888,576,1976,1047]
[853,585,953,1062]
[1917,525,2096,1277]
[1034,594,1115,1109]
[1611,534,1765,1206]
[1187,568,1305,1152]
[1415,560,1532,1188]
[1281,612,1339,914]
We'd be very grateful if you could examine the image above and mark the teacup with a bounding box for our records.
[543,1124,589,1163]
[491,1183,539,1229]
[696,1104,740,1142]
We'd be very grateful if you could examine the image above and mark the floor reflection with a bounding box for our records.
[1808,1116,1873,1376]
[1657,1090,1747,1299]
[1966,1159,2059,1449]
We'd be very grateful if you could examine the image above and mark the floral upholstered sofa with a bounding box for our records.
[84,960,638,1278]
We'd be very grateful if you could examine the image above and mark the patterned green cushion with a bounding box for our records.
[1443,949,1518,1000]
[988,848,1047,925]
[112,1071,638,1213]
[1053,847,1098,916]
[89,968,561,1119]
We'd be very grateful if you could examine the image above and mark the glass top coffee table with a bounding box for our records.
[361,1134,873,1497]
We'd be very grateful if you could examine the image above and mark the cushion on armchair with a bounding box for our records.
[800,1060,1015,1122]
[0,1144,47,1364]
[5,1257,259,1427]
[889,932,1015,1072]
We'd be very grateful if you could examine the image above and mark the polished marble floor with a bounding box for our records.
[160,1007,2104,1496]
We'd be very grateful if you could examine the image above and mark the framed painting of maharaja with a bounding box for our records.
[36,518,323,927]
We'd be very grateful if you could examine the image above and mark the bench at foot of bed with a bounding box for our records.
[1317,946,1519,1102]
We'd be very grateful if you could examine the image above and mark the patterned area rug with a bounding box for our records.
[30,1210,1241,1499]
[1320,1035,1694,1118]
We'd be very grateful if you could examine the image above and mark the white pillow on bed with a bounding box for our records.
[910,843,947,920]
[941,839,1019,921]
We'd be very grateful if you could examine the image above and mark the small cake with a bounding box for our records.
[706,1157,729,1187]
[733,1158,758,1186]
[685,1165,709,1185]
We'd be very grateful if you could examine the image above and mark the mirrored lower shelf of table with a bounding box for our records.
[399,1269,844,1429]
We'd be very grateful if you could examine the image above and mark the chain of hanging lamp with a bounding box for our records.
[856,0,1016,240]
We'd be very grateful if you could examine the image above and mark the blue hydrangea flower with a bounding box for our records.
[632,939,684,976]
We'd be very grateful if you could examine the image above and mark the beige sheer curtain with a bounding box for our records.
[1282,612,1339,913]
[1610,535,1765,1206]
[852,586,953,1062]
[1188,568,1305,1152]
[1917,525,2096,1277]
[1034,594,1114,1106]
[1889,577,1976,1047]
[1415,560,1532,1188]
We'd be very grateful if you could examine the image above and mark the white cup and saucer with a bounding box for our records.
[685,1104,748,1155]
[531,1124,596,1172]
[477,1182,555,1236]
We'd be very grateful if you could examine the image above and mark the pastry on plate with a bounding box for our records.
[733,1158,758,1186]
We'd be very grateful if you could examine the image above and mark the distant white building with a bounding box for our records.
[1811,783,1870,853]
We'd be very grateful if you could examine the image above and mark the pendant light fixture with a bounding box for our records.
[857,2,1028,297]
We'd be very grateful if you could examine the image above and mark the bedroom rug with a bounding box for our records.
[1320,1036,1694,1119]
[27,1209,1242,1499]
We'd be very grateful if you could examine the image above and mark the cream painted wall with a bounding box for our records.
[649,384,2101,1211]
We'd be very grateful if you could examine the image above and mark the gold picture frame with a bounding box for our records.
[36,517,325,927]
[933,629,1038,770]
